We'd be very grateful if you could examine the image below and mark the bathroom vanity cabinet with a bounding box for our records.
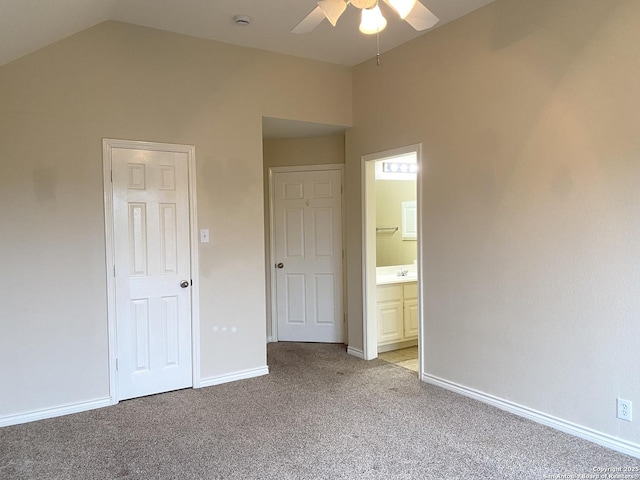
[377,281,418,352]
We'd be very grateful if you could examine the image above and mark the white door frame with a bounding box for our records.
[268,164,346,343]
[361,144,424,374]
[102,138,201,404]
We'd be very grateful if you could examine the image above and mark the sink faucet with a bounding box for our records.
[397,269,409,277]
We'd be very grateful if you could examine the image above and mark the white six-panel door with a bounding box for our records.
[111,147,193,400]
[274,169,343,343]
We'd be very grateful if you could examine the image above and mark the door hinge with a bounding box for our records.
[113,265,116,277]
[110,170,113,183]
[115,358,119,370]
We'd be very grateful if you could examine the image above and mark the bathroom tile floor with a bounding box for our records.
[378,346,418,374]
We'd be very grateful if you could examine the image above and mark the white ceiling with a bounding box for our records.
[0,0,494,67]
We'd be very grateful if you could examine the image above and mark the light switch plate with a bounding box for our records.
[200,229,210,243]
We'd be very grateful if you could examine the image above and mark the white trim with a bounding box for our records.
[269,164,345,173]
[422,373,640,459]
[0,397,111,428]
[102,141,118,404]
[377,339,417,353]
[416,144,425,390]
[361,157,377,360]
[102,138,201,400]
[347,346,365,359]
[267,164,346,344]
[200,366,269,388]
[187,145,201,388]
[361,144,423,369]
[267,167,278,343]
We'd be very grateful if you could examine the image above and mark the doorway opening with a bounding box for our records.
[267,165,345,343]
[362,144,423,378]
[262,117,348,344]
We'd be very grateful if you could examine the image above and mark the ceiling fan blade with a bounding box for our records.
[292,6,327,34]
[403,0,439,31]
[317,0,348,27]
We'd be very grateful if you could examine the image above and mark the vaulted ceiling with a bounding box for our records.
[1,0,494,67]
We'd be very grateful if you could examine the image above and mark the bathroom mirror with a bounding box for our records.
[375,179,417,267]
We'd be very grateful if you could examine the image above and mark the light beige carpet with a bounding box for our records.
[1,342,638,479]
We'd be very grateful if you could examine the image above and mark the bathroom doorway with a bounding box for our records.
[362,144,423,378]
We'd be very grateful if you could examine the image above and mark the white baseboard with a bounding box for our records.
[1,367,270,427]
[347,346,365,359]
[199,365,269,388]
[267,336,276,343]
[422,373,640,459]
[0,397,112,428]
[377,339,418,353]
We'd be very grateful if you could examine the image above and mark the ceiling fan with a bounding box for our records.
[292,0,439,35]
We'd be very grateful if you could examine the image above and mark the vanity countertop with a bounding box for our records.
[376,274,417,285]
[376,265,417,285]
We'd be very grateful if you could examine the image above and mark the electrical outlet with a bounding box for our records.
[617,398,632,422]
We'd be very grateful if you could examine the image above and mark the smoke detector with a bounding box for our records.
[233,15,251,26]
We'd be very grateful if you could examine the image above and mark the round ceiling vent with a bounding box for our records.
[233,15,251,26]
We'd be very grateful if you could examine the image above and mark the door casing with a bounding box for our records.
[103,138,201,404]
[267,164,346,343]
[361,144,424,375]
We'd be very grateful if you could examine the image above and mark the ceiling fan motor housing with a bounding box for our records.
[350,0,378,9]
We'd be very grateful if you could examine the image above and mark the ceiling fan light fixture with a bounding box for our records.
[359,4,387,34]
[387,0,416,19]
[351,0,377,9]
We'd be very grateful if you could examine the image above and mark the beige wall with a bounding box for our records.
[262,134,345,339]
[346,0,640,445]
[2,0,639,452]
[375,179,417,266]
[263,135,345,170]
[0,21,351,417]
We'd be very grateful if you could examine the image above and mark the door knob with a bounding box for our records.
[180,280,190,288]
[276,263,284,269]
